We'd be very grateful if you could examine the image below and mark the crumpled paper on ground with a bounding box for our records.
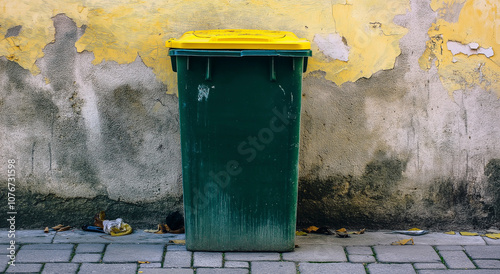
[102,218,132,236]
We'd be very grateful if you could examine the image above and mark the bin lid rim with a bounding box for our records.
[168,49,312,57]
[166,29,311,50]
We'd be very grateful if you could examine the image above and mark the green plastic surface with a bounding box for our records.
[171,52,306,251]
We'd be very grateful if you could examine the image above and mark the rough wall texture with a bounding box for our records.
[0,0,499,229]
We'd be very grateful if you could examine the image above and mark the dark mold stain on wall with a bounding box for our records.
[297,152,410,229]
[485,159,500,219]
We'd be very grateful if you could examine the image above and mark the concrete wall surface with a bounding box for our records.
[0,0,499,230]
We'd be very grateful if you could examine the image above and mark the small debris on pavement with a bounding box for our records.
[391,228,428,236]
[483,233,500,239]
[444,231,456,235]
[169,239,186,244]
[44,227,49,233]
[296,231,308,236]
[138,261,150,264]
[392,238,414,245]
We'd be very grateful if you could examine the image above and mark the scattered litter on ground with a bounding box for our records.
[391,228,428,236]
[336,228,350,238]
[459,232,479,236]
[47,224,72,232]
[84,211,133,236]
[392,238,414,245]
[296,231,308,236]
[44,227,49,233]
[138,261,150,264]
[444,231,456,235]
[169,239,186,244]
[82,225,105,233]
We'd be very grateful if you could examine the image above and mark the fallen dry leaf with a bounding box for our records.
[444,231,456,235]
[52,224,64,230]
[169,240,186,244]
[336,228,347,233]
[484,233,500,239]
[296,231,307,236]
[57,226,72,232]
[303,226,319,233]
[138,261,150,264]
[460,232,479,236]
[408,228,422,231]
[392,238,414,245]
[44,227,49,233]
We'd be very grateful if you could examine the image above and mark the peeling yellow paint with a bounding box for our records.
[0,0,409,92]
[308,0,409,85]
[420,0,500,97]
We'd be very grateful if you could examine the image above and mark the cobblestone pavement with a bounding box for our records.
[1,230,500,273]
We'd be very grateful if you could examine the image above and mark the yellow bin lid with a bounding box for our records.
[166,29,310,50]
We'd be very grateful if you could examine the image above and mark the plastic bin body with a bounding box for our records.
[168,30,310,251]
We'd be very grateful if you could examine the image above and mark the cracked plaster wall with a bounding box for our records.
[0,0,499,229]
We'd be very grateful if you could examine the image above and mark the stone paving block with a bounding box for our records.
[167,244,187,251]
[76,243,105,253]
[71,253,102,263]
[0,260,8,273]
[474,259,500,268]
[414,263,447,269]
[16,249,72,263]
[0,231,55,244]
[465,246,500,259]
[224,252,280,261]
[5,264,43,273]
[193,252,223,267]
[20,244,73,250]
[374,246,440,263]
[42,263,79,274]
[139,268,194,274]
[483,237,500,245]
[251,261,296,274]
[79,263,137,273]
[368,263,415,274]
[419,270,500,274]
[196,269,248,274]
[54,230,184,244]
[225,261,249,268]
[163,251,192,268]
[282,245,347,262]
[0,244,18,254]
[138,262,162,268]
[436,245,465,251]
[439,251,475,269]
[348,254,376,263]
[299,262,366,274]
[102,244,163,262]
[346,246,373,255]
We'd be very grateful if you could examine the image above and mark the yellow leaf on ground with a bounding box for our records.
[336,228,347,233]
[303,226,319,233]
[444,231,456,235]
[484,233,500,239]
[296,231,308,236]
[460,232,479,236]
[408,228,421,231]
[391,238,414,245]
[138,261,150,264]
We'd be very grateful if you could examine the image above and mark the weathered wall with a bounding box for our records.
[0,0,499,229]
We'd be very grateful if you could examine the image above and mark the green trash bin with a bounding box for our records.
[167,29,311,251]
